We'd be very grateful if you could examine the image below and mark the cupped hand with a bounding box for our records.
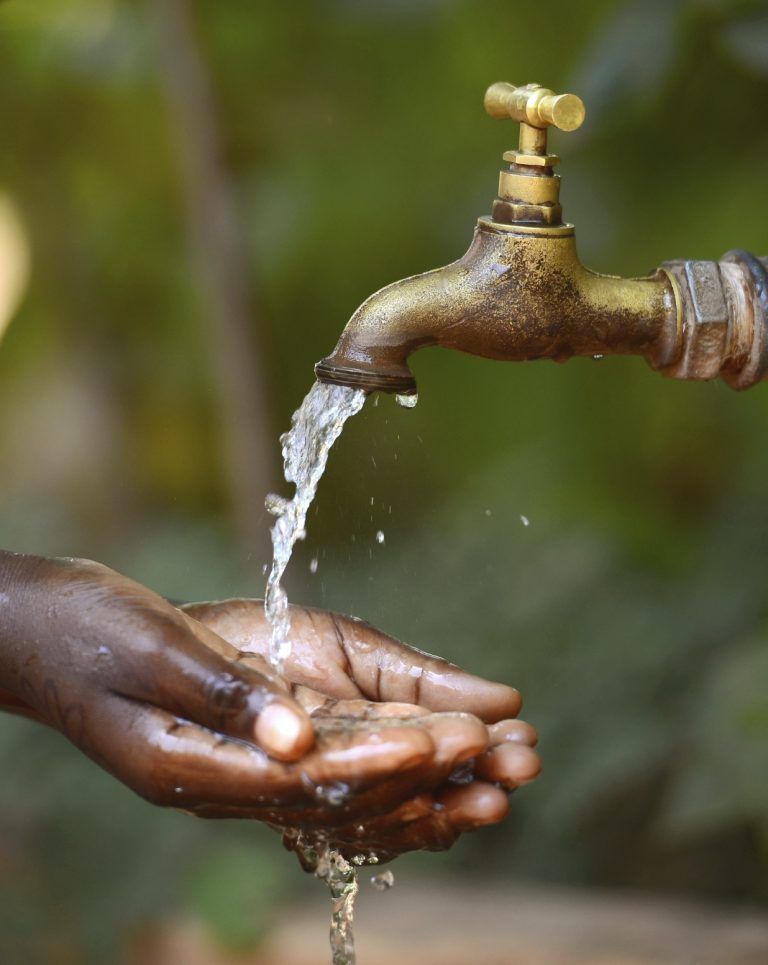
[0,552,540,862]
[184,599,541,863]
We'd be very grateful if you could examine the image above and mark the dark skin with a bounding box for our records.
[0,551,540,862]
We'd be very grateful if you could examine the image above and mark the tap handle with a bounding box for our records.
[484,82,585,132]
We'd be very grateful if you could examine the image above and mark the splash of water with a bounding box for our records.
[264,381,366,673]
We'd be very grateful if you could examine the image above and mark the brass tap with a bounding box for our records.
[315,82,768,395]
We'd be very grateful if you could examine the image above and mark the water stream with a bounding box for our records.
[316,848,360,964]
[263,380,367,964]
[264,380,366,673]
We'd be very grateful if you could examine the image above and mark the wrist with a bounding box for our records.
[0,550,51,702]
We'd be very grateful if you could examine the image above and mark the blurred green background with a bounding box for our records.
[1,0,768,960]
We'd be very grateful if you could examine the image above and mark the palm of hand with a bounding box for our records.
[185,600,540,862]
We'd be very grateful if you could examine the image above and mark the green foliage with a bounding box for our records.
[184,840,292,951]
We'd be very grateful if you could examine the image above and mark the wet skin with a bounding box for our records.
[0,552,540,862]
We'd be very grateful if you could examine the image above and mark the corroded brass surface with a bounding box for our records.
[316,81,767,394]
[316,221,676,395]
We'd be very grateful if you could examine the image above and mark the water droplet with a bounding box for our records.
[265,492,288,516]
[315,782,351,807]
[309,556,319,574]
[261,563,268,575]
[520,514,530,527]
[371,870,395,891]
[376,530,385,544]
[593,354,604,360]
[395,393,418,409]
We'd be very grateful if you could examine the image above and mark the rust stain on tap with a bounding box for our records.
[316,81,767,395]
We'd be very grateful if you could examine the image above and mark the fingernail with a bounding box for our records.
[256,703,313,761]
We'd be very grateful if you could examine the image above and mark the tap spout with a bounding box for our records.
[316,219,678,395]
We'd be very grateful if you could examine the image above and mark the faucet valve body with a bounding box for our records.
[316,80,768,396]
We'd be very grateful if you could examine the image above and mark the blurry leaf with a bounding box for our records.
[659,637,768,838]
[184,838,291,951]
[570,0,685,119]
[721,11,768,76]
[331,0,457,22]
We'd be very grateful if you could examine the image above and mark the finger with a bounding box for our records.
[99,698,439,819]
[110,608,312,762]
[254,712,489,832]
[488,719,538,747]
[418,713,488,770]
[305,792,456,862]
[305,608,522,721]
[184,599,522,721]
[436,781,510,829]
[295,712,488,830]
[474,743,542,789]
[300,718,434,794]
[323,781,510,862]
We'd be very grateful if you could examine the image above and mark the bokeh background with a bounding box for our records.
[1,0,768,962]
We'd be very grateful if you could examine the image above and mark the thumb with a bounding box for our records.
[115,608,314,763]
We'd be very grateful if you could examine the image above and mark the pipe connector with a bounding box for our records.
[659,251,768,389]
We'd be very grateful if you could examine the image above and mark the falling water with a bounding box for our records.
[316,848,359,964]
[263,380,367,964]
[264,381,366,673]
